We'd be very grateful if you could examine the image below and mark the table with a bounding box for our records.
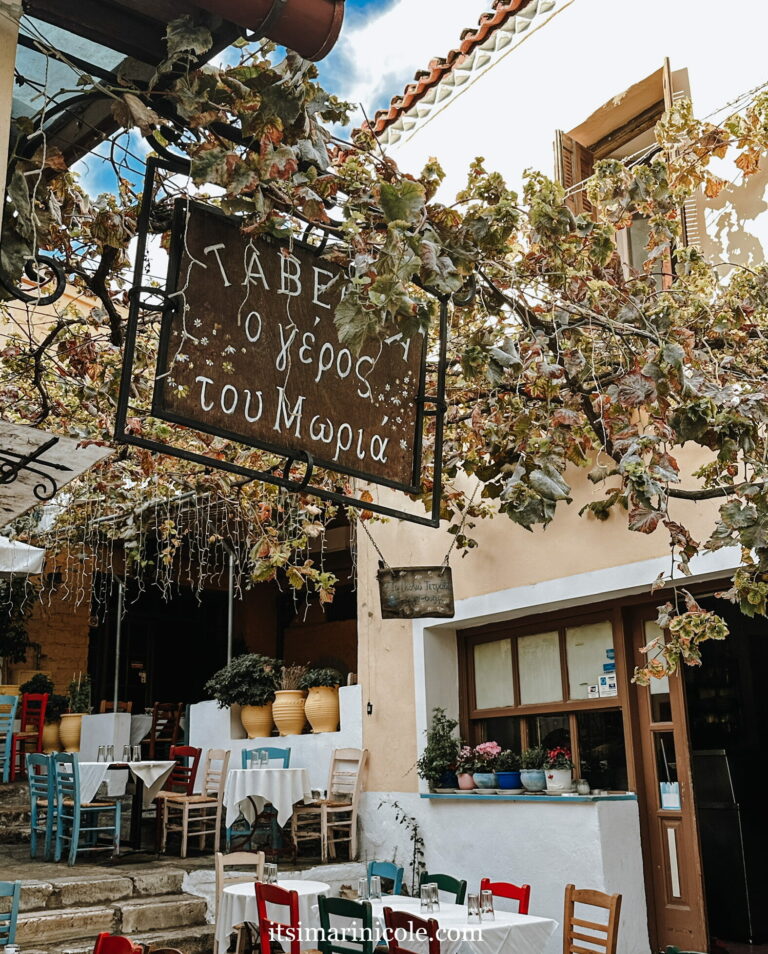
[130,714,153,746]
[368,897,558,954]
[215,878,330,953]
[224,767,312,828]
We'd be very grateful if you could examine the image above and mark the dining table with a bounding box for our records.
[223,766,313,828]
[215,878,330,953]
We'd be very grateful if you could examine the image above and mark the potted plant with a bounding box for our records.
[60,674,91,752]
[472,741,501,788]
[496,750,522,790]
[520,746,547,792]
[42,693,67,753]
[272,664,308,736]
[0,578,37,694]
[416,707,460,790]
[19,672,54,696]
[205,653,280,738]
[544,746,574,793]
[455,745,477,790]
[300,667,344,733]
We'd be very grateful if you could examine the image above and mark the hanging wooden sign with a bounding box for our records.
[377,564,455,619]
[152,200,427,493]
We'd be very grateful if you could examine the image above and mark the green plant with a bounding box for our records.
[45,693,67,723]
[204,653,279,708]
[0,578,39,680]
[299,667,344,690]
[20,672,54,695]
[416,707,460,785]
[520,746,547,770]
[497,750,521,772]
[66,674,91,713]
[278,663,307,691]
[545,746,573,769]
[382,799,425,896]
[456,745,478,774]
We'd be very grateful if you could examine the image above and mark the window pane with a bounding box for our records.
[526,713,570,750]
[644,620,672,722]
[577,709,628,791]
[566,620,615,700]
[480,717,522,752]
[473,639,515,709]
[518,630,562,704]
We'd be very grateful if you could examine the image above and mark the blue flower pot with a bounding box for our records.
[473,772,498,789]
[437,770,459,789]
[520,769,546,792]
[497,770,522,790]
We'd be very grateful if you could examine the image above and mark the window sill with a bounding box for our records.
[420,792,636,803]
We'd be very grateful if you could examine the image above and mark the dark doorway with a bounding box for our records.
[684,596,768,951]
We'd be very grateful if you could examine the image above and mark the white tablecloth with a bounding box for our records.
[224,767,312,827]
[368,897,558,954]
[129,714,153,746]
[215,878,329,953]
[75,761,175,808]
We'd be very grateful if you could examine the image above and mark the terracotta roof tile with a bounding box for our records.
[372,0,535,136]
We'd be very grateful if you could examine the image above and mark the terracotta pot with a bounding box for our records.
[272,689,307,736]
[42,720,61,754]
[59,713,84,753]
[240,703,273,739]
[304,686,339,733]
[193,0,345,61]
[546,768,574,793]
[457,773,475,790]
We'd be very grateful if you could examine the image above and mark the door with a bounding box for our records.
[630,607,708,951]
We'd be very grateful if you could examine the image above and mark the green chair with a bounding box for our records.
[0,694,19,784]
[27,752,55,860]
[53,753,122,866]
[419,871,467,905]
[318,895,375,954]
[0,880,21,948]
[368,860,404,896]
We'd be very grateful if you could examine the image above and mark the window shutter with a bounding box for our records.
[555,130,595,216]
[663,58,705,248]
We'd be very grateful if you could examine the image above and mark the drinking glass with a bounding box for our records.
[419,884,432,913]
[97,745,106,762]
[358,877,369,900]
[466,893,482,923]
[250,751,262,769]
[264,863,278,885]
[480,889,494,921]
[132,745,142,762]
[121,745,131,763]
[427,883,440,912]
[369,875,382,900]
[260,750,269,768]
[105,744,114,763]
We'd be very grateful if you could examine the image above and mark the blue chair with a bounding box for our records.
[27,752,55,860]
[226,748,291,852]
[368,860,404,896]
[0,694,19,784]
[0,880,21,948]
[52,753,122,866]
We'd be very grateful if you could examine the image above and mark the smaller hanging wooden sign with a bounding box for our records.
[377,564,455,619]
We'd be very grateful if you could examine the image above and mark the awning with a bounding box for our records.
[0,535,45,576]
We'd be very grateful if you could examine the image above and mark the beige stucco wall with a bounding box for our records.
[0,0,20,234]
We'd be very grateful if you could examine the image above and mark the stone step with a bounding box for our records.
[0,801,31,842]
[17,902,117,944]
[20,869,187,912]
[50,923,216,954]
[118,894,208,934]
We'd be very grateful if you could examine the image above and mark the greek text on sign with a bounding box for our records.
[153,201,426,490]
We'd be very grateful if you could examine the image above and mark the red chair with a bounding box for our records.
[153,745,202,850]
[383,907,441,954]
[92,932,147,954]
[479,878,531,915]
[10,693,48,781]
[255,882,300,954]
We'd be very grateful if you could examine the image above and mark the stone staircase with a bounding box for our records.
[0,780,32,844]
[16,867,215,954]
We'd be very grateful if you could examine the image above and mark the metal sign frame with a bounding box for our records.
[115,155,449,528]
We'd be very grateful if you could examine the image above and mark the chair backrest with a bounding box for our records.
[0,880,21,946]
[99,700,133,713]
[52,752,80,807]
[419,872,467,905]
[202,748,231,797]
[167,745,202,795]
[27,752,54,804]
[326,748,367,802]
[151,703,183,743]
[383,907,440,954]
[368,861,404,896]
[480,878,531,915]
[318,895,374,954]
[0,693,19,728]
[214,850,265,916]
[20,692,48,737]
[241,746,291,768]
[563,884,622,954]
[255,882,300,954]
[92,933,146,954]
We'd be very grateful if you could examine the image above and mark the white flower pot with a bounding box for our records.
[546,767,573,792]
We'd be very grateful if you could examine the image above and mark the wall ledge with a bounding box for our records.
[420,792,637,803]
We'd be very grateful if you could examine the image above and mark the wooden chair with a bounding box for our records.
[480,877,531,915]
[161,748,230,858]
[255,883,301,954]
[563,884,622,954]
[291,747,367,861]
[368,860,404,896]
[0,880,21,949]
[318,895,374,954]
[27,752,55,860]
[153,745,202,850]
[53,753,122,866]
[10,691,47,780]
[99,700,133,713]
[419,872,467,905]
[214,849,265,953]
[92,933,148,954]
[383,907,440,954]
[0,694,18,784]
[143,702,183,759]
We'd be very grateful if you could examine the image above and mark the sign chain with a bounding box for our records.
[358,517,391,569]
